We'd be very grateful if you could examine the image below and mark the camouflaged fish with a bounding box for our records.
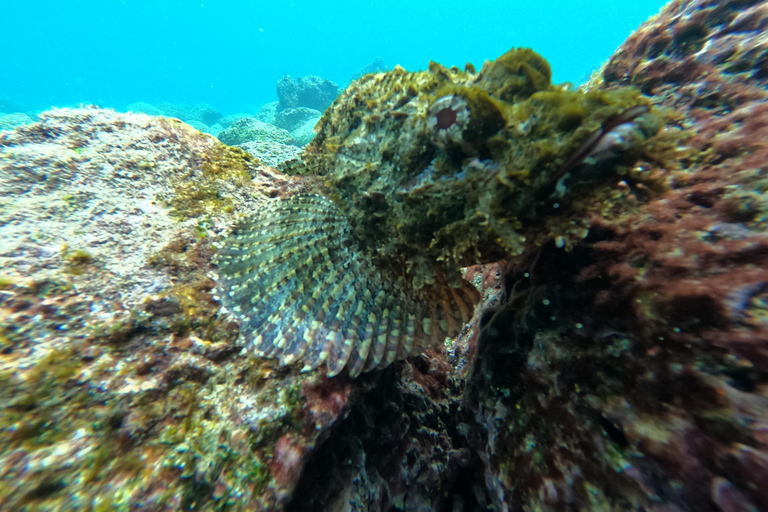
[213,48,661,378]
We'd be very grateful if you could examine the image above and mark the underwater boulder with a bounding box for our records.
[276,74,340,112]
[256,101,279,124]
[0,112,34,130]
[156,102,223,126]
[125,101,164,116]
[217,116,293,146]
[274,106,322,132]
[274,107,322,147]
[239,139,303,168]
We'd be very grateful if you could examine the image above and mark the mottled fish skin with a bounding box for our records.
[214,47,661,377]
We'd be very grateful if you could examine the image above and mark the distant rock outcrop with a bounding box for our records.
[156,102,223,127]
[217,116,293,146]
[276,75,339,112]
[0,113,35,131]
[274,107,322,147]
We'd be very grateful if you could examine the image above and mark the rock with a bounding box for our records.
[0,112,34,130]
[217,117,293,146]
[239,139,302,168]
[274,107,322,132]
[217,113,251,129]
[125,101,164,116]
[156,102,223,126]
[277,75,339,112]
[460,1,768,510]
[0,107,327,511]
[287,116,320,147]
[256,101,279,124]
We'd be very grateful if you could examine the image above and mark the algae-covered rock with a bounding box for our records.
[274,106,322,132]
[218,116,293,146]
[277,74,340,112]
[256,101,279,124]
[0,107,326,511]
[239,139,302,168]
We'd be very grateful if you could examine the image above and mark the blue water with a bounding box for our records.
[1,0,668,115]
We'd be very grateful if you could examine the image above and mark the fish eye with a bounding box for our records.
[427,94,470,147]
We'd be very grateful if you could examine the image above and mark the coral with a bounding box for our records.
[217,117,293,146]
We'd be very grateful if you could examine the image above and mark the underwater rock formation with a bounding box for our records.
[0,112,35,130]
[458,0,768,510]
[217,116,294,146]
[274,107,323,147]
[239,139,303,168]
[0,108,328,511]
[276,74,340,112]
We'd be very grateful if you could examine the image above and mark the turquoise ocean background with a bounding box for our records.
[2,0,669,114]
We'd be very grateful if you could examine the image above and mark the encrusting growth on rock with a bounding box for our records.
[214,47,665,377]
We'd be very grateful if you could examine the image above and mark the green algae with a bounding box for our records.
[165,141,258,221]
[60,246,96,275]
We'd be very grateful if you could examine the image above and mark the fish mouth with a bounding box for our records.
[557,104,651,179]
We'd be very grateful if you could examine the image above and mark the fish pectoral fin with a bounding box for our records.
[213,194,463,378]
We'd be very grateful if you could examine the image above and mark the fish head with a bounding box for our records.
[308,48,664,287]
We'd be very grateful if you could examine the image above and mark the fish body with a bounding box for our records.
[214,48,661,377]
